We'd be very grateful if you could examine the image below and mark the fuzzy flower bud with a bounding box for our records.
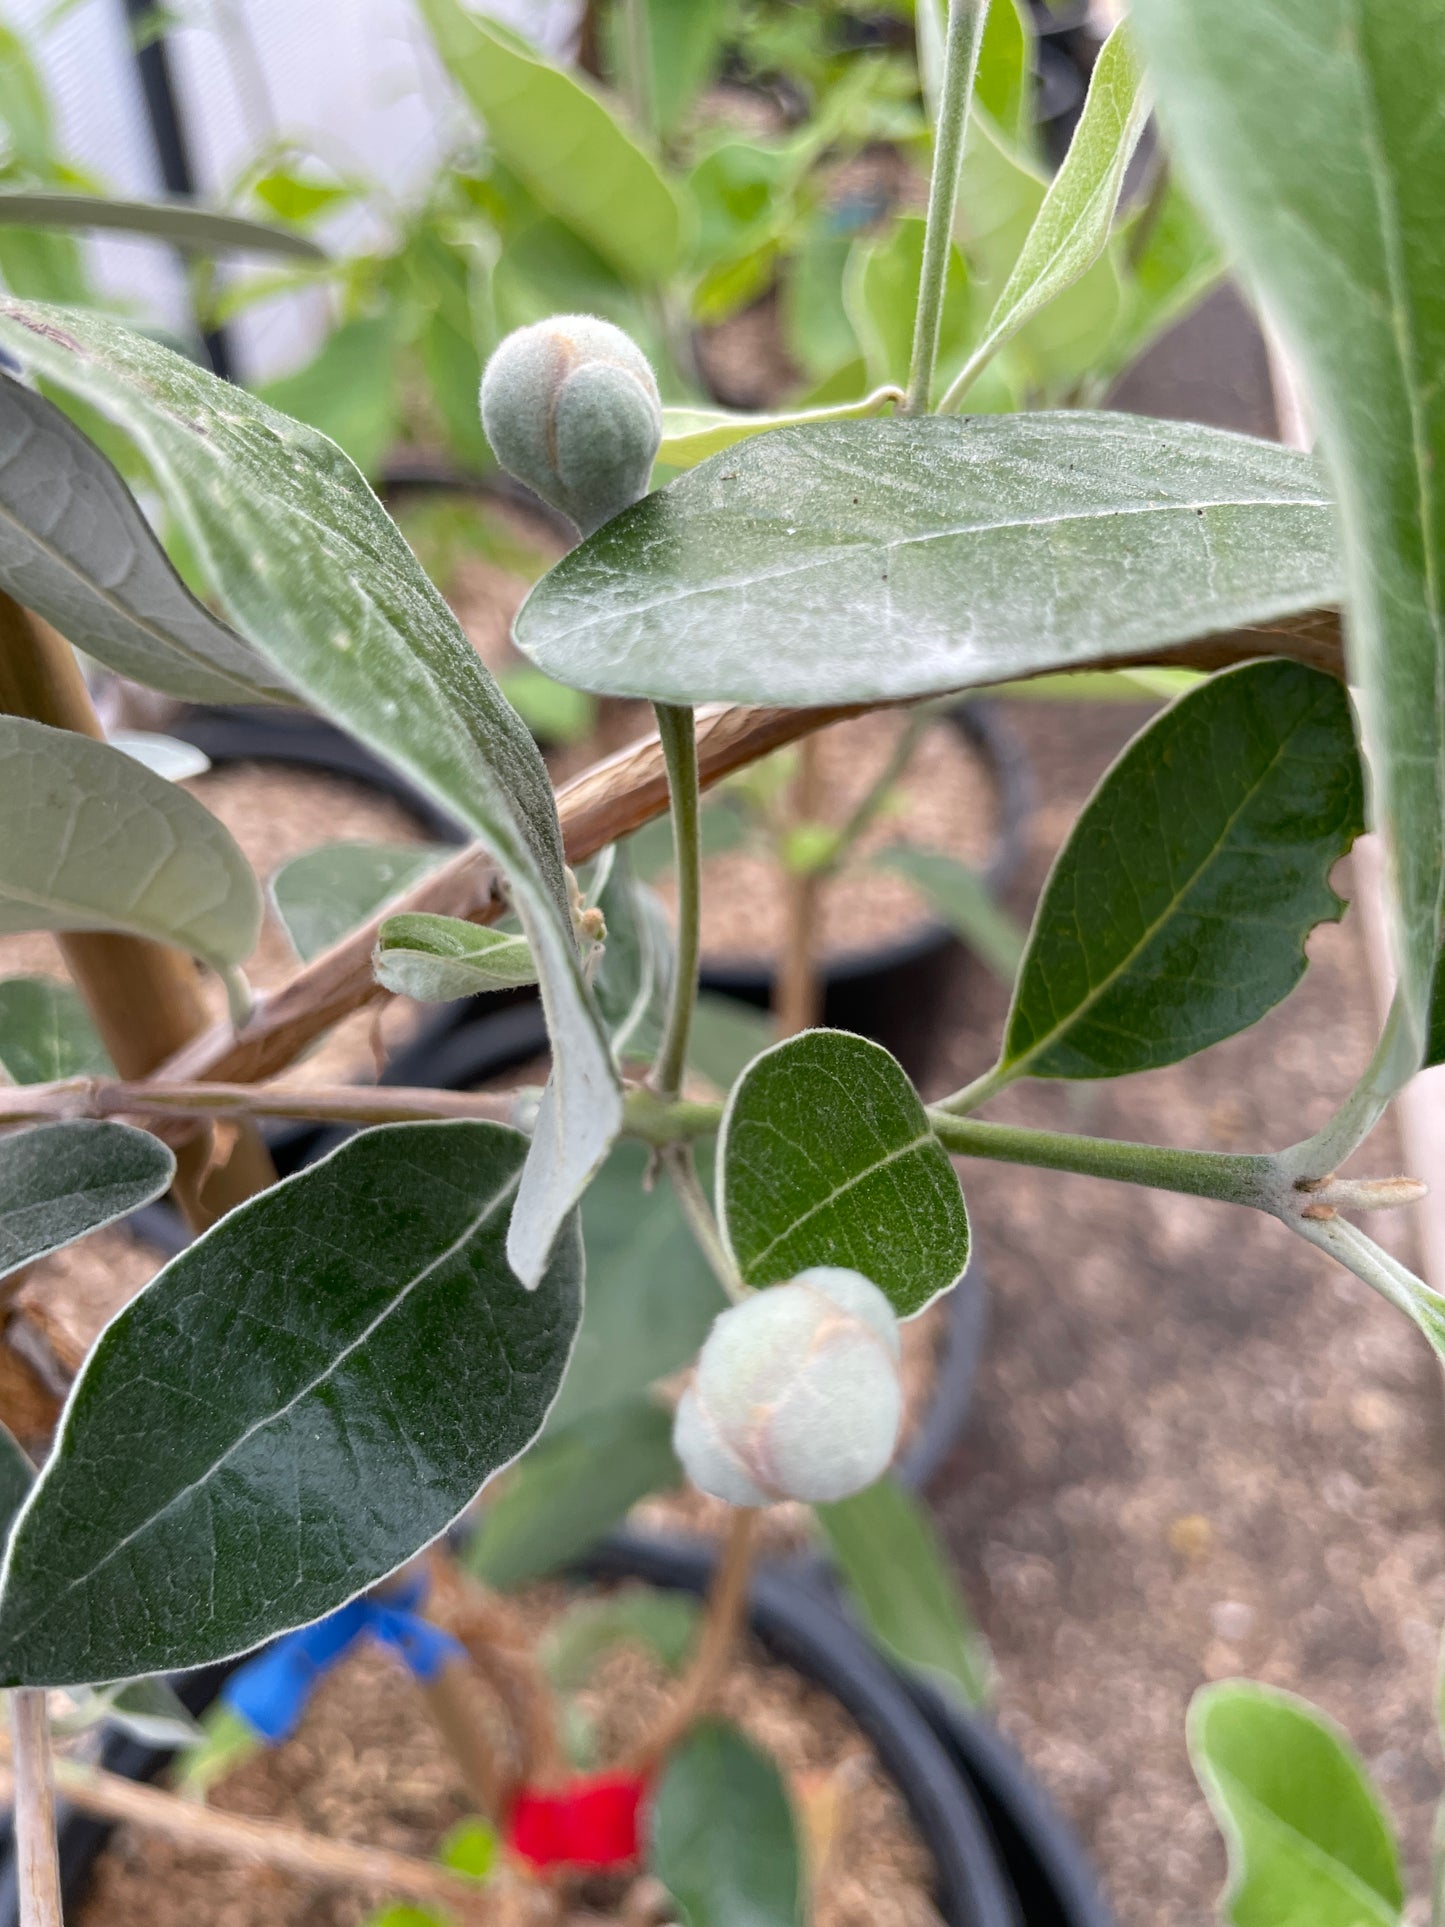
[479,315,662,536]
[673,1267,903,1507]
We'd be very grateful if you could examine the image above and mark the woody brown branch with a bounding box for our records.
[151,609,1343,1100]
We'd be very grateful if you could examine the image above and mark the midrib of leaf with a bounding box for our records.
[0,482,272,705]
[556,491,1331,637]
[732,1129,933,1276]
[0,1157,523,1645]
[1212,1766,1398,1923]
[1003,711,1307,1074]
[1349,4,1445,1012]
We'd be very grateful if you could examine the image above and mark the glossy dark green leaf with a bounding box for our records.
[591,845,672,1066]
[513,415,1340,707]
[649,1719,802,1927]
[465,1399,678,1591]
[373,913,537,1002]
[1189,1681,1402,1927]
[0,1427,32,1544]
[416,0,683,285]
[0,1120,174,1282]
[816,1476,992,1708]
[548,1142,726,1432]
[873,846,1025,984]
[270,841,446,964]
[0,977,109,1084]
[0,374,293,704]
[996,661,1363,1083]
[256,314,400,478]
[1130,0,1445,1065]
[0,1121,582,1686]
[0,191,325,259]
[718,1029,969,1318]
[0,298,622,1288]
[0,717,262,970]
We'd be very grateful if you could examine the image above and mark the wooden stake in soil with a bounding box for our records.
[9,1691,63,1927]
[0,593,276,1230]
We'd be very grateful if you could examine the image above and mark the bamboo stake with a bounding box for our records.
[9,1693,62,1927]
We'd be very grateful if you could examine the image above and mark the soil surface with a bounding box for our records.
[920,695,1445,1927]
[78,1579,942,1927]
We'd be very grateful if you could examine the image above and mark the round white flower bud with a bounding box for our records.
[479,315,662,536]
[673,1267,903,1507]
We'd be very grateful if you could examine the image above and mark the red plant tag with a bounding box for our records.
[506,1771,650,1870]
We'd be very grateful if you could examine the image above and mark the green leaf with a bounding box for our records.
[0,1427,32,1544]
[0,977,109,1084]
[373,912,537,1002]
[416,0,683,285]
[270,841,446,964]
[0,1120,174,1282]
[1103,174,1227,381]
[816,1475,993,1708]
[1189,1681,1402,1927]
[656,389,901,471]
[0,297,623,1289]
[256,313,400,478]
[540,1588,699,1692]
[1128,0,1445,1066]
[465,1399,679,1591]
[649,1719,803,1927]
[590,844,672,1066]
[512,415,1341,707]
[946,23,1148,405]
[995,660,1363,1083]
[495,667,595,746]
[251,168,351,225]
[0,716,262,970]
[547,1141,726,1432]
[717,1029,970,1318]
[0,191,326,259]
[873,846,1025,984]
[0,1120,582,1686]
[684,993,775,1097]
[438,1816,497,1880]
[0,374,295,705]
[847,215,973,397]
[973,0,1036,150]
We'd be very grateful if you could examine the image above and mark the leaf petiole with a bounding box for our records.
[649,703,704,1100]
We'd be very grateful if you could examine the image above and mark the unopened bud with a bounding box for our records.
[479,315,661,536]
[673,1267,903,1507]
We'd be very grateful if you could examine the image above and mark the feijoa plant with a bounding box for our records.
[0,0,1439,1921]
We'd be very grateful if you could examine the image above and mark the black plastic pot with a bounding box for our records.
[0,1535,1110,1927]
[694,702,1031,1078]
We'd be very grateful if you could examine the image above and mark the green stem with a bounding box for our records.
[928,1108,1280,1210]
[904,0,986,415]
[1278,991,1417,1183]
[937,1060,1013,1117]
[664,1143,745,1302]
[1291,1213,1445,1355]
[822,709,930,878]
[650,702,703,1100]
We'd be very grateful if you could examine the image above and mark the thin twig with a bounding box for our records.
[0,1749,492,1914]
[622,1509,759,1773]
[663,1144,744,1301]
[650,703,703,1099]
[9,1692,62,1927]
